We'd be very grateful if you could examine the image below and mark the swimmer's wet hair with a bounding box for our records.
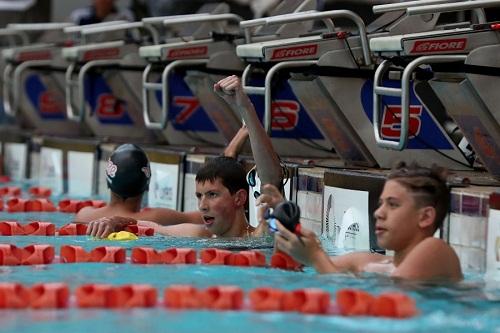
[388,161,450,230]
[195,157,248,195]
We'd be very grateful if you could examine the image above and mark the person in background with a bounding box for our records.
[264,162,463,282]
[76,143,202,226]
[70,0,134,25]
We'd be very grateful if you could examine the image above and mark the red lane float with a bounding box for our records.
[162,248,196,264]
[6,198,27,212]
[0,244,23,265]
[58,199,92,213]
[370,292,418,318]
[283,288,330,314]
[336,288,376,316]
[23,221,56,236]
[22,244,55,265]
[0,220,25,235]
[0,283,30,308]
[0,200,3,211]
[90,246,126,263]
[164,285,202,309]
[108,284,157,308]
[0,221,56,235]
[26,199,56,212]
[6,198,56,212]
[0,283,420,317]
[28,187,52,198]
[201,286,244,310]
[0,176,11,183]
[125,225,155,236]
[200,248,232,265]
[0,186,21,197]
[60,245,91,263]
[58,199,106,213]
[225,250,266,267]
[131,247,163,264]
[58,223,88,236]
[30,283,69,309]
[75,284,114,308]
[270,251,302,270]
[248,287,286,312]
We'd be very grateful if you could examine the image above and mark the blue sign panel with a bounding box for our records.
[361,79,453,149]
[155,72,217,132]
[85,74,133,125]
[247,78,323,139]
[25,74,66,120]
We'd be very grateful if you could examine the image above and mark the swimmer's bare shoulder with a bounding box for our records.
[330,251,387,274]
[75,206,105,223]
[393,237,463,281]
[137,208,203,226]
[138,220,212,237]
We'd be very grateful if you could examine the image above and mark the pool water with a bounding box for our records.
[0,199,499,333]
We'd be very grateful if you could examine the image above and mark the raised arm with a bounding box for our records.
[223,124,249,158]
[214,75,282,189]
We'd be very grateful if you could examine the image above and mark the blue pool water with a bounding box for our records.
[0,202,499,333]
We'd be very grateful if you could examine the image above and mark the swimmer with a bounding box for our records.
[87,156,269,238]
[267,162,463,281]
[76,143,202,227]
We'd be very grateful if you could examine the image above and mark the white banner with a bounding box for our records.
[68,151,94,197]
[323,186,370,250]
[148,162,180,210]
[4,143,27,181]
[183,173,198,212]
[486,208,500,280]
[40,147,63,195]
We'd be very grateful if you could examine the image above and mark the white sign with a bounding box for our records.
[68,151,94,197]
[30,151,40,181]
[40,147,64,195]
[148,162,179,210]
[4,143,27,181]
[183,173,198,212]
[323,186,370,250]
[97,159,110,201]
[486,208,500,280]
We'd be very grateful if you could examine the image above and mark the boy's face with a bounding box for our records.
[195,178,240,236]
[374,180,423,251]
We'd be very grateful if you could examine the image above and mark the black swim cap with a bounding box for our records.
[106,144,150,199]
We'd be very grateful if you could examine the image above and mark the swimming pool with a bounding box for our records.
[0,190,499,333]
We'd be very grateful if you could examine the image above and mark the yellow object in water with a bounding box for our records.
[107,231,138,241]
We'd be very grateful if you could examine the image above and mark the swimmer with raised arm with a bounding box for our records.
[85,74,285,238]
[268,162,463,281]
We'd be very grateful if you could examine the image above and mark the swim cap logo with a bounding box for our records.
[106,159,117,178]
[142,166,151,179]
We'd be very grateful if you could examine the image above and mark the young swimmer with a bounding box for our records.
[76,143,202,225]
[86,156,268,238]
[267,162,463,282]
